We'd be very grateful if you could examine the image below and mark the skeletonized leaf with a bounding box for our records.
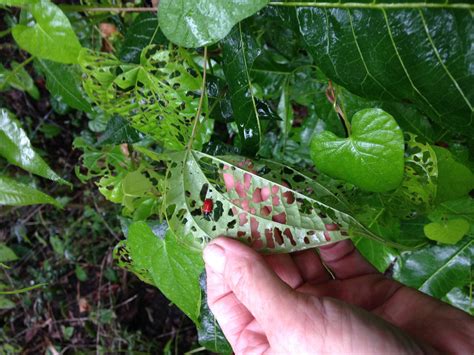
[164,150,380,254]
[0,109,66,183]
[0,176,60,207]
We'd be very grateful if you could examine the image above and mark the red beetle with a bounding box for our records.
[202,198,214,218]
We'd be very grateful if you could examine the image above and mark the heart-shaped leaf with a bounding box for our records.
[310,108,404,192]
[424,219,470,245]
[12,0,82,64]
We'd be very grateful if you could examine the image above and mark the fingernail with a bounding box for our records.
[203,244,226,274]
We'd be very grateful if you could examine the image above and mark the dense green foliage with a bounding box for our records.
[0,0,473,352]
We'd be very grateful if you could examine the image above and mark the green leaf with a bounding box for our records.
[12,0,82,64]
[221,24,263,156]
[119,12,167,64]
[0,296,15,310]
[0,176,60,207]
[293,4,473,134]
[394,239,473,299]
[36,59,92,113]
[128,221,204,324]
[97,116,141,146]
[353,237,398,273]
[0,243,18,263]
[0,62,39,99]
[433,146,474,203]
[163,150,381,254]
[158,0,269,47]
[429,197,474,234]
[0,109,66,183]
[424,219,469,245]
[0,0,34,5]
[79,46,205,150]
[310,108,405,192]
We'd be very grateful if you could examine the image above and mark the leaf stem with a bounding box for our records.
[269,2,474,10]
[187,47,208,151]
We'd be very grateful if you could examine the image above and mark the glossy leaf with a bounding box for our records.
[12,0,82,64]
[36,59,92,113]
[79,46,206,150]
[294,4,473,134]
[128,221,204,324]
[221,24,263,156]
[0,176,60,207]
[310,108,405,192]
[0,109,66,183]
[354,237,398,273]
[119,12,167,64]
[163,150,380,254]
[158,0,269,48]
[433,146,474,203]
[394,239,473,299]
[424,219,469,245]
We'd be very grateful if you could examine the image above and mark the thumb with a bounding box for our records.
[203,237,299,332]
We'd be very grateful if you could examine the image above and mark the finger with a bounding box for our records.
[205,266,257,348]
[319,240,377,279]
[204,238,299,333]
[291,249,331,284]
[263,254,303,289]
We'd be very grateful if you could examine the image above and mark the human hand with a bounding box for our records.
[204,237,474,354]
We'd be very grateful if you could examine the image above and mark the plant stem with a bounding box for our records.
[187,47,208,151]
[59,4,157,12]
[269,2,474,10]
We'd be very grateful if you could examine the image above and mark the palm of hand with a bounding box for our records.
[205,238,474,354]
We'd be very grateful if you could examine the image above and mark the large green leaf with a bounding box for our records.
[310,108,405,192]
[36,60,92,113]
[221,24,263,156]
[119,12,167,64]
[394,239,473,299]
[127,221,204,324]
[0,176,59,207]
[163,150,382,254]
[292,3,473,133]
[354,237,398,273]
[12,0,82,64]
[0,109,65,183]
[158,0,269,47]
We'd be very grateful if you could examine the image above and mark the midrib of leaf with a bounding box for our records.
[38,60,88,110]
[418,240,472,292]
[418,10,473,114]
[381,9,441,118]
[238,22,262,145]
[268,2,474,10]
[347,10,397,100]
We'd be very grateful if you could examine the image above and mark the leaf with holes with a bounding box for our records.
[79,45,207,150]
[163,150,380,254]
[292,3,473,134]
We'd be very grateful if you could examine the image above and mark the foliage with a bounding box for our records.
[0,0,473,353]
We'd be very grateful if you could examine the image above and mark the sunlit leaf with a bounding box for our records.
[424,219,469,245]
